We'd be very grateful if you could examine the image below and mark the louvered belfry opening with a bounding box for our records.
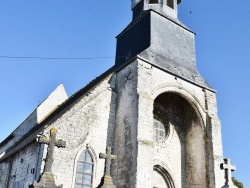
[148,0,159,4]
[167,0,174,9]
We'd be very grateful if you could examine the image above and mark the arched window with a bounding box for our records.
[154,119,166,142]
[153,103,170,143]
[153,165,175,188]
[75,149,94,188]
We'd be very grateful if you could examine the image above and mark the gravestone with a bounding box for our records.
[220,158,237,188]
[99,147,117,188]
[30,128,66,188]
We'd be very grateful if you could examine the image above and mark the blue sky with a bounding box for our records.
[0,0,249,187]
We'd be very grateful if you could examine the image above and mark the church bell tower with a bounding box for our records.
[113,1,224,188]
[132,0,181,19]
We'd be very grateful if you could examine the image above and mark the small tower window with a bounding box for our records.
[148,0,159,4]
[75,149,94,188]
[153,103,170,143]
[153,119,166,142]
[167,0,174,9]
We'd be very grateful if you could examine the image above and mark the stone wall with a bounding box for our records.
[114,62,139,188]
[204,90,225,187]
[0,74,117,188]
[136,58,224,188]
[1,142,37,188]
[109,59,224,188]
[0,59,224,188]
[35,74,116,188]
[0,160,9,187]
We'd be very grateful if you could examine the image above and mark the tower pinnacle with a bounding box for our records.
[132,0,181,20]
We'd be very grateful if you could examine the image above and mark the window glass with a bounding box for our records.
[154,119,166,142]
[75,149,93,188]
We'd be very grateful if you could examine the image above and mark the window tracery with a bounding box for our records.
[75,149,94,188]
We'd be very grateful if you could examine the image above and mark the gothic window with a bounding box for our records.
[75,149,94,188]
[148,0,159,4]
[167,0,174,9]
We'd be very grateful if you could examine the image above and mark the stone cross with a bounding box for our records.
[220,158,236,187]
[99,147,117,176]
[38,128,66,173]
[31,128,66,188]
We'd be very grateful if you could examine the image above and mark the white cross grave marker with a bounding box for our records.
[220,158,237,188]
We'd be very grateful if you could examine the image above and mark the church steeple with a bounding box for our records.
[132,0,181,20]
[115,0,209,89]
[113,2,224,188]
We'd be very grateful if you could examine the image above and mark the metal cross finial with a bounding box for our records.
[220,158,236,187]
[99,147,117,176]
[38,128,66,173]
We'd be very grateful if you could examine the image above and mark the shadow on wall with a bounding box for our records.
[153,92,207,187]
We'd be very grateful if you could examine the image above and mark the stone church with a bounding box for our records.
[0,0,231,187]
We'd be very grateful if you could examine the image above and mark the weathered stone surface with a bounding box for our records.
[114,63,139,188]
[99,175,116,188]
[38,128,66,173]
[99,147,117,177]
[114,57,224,188]
[31,172,62,188]
[0,2,226,188]
[99,147,117,188]
[30,128,66,188]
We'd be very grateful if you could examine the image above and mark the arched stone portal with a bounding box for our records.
[153,92,207,188]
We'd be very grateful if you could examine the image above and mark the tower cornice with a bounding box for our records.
[117,9,194,39]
